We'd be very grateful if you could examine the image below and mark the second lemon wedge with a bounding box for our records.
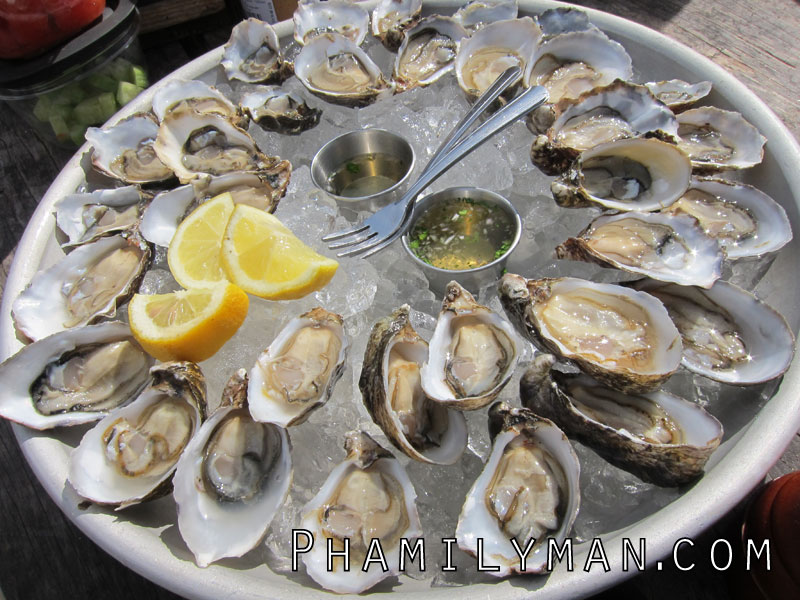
[221,204,339,300]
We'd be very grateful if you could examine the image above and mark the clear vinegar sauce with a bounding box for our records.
[327,152,408,198]
[408,197,515,270]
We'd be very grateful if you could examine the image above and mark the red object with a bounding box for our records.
[0,0,106,59]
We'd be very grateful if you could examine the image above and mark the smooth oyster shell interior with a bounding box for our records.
[456,403,580,577]
[299,431,422,594]
[221,18,289,83]
[521,356,723,486]
[293,0,370,46]
[248,307,347,427]
[454,0,518,29]
[498,274,682,393]
[173,370,292,567]
[676,106,766,171]
[0,322,154,430]
[645,79,712,112]
[360,305,467,464]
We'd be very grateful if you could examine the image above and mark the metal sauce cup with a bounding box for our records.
[310,128,416,214]
[402,186,522,295]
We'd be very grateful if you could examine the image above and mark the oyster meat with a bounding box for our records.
[393,16,468,92]
[499,274,682,393]
[676,106,766,171]
[12,233,152,341]
[54,186,144,249]
[68,362,207,508]
[172,370,292,567]
[555,211,724,288]
[360,305,468,464]
[249,307,347,427]
[645,79,712,112]
[299,431,422,594]
[0,322,154,430]
[151,79,243,124]
[293,0,370,46]
[521,355,723,486]
[456,403,580,576]
[420,281,520,410]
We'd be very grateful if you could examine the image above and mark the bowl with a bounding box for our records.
[310,127,416,213]
[402,186,522,294]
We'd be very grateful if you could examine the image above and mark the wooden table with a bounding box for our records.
[1,1,798,598]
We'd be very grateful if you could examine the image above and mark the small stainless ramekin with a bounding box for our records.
[402,186,522,295]
[310,128,416,213]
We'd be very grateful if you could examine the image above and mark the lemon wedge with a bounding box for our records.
[221,204,338,300]
[128,281,249,362]
[168,192,235,288]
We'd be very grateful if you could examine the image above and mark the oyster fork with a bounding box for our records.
[322,71,548,258]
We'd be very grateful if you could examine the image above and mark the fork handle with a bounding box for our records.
[396,84,550,224]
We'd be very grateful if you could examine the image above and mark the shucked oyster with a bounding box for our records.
[632,280,795,386]
[54,186,145,249]
[555,211,724,288]
[454,0,518,30]
[222,18,291,84]
[12,233,152,341]
[521,355,723,486]
[456,402,580,576]
[549,138,691,211]
[372,0,422,49]
[86,113,173,185]
[299,431,422,594]
[172,370,291,567]
[151,79,242,124]
[360,305,468,464]
[499,274,682,393]
[293,0,370,46]
[248,307,348,427]
[393,16,468,92]
[645,79,712,112]
[68,361,207,508]
[239,87,321,134]
[295,33,394,107]
[153,110,282,183]
[0,322,154,430]
[420,281,520,410]
[676,106,766,171]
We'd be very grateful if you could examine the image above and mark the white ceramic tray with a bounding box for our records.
[3,1,800,598]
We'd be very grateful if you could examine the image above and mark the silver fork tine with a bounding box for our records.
[321,223,369,242]
[359,228,404,258]
[336,234,386,257]
[320,66,523,247]
[327,230,377,250]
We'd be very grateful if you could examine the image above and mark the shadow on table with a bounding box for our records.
[569,0,692,29]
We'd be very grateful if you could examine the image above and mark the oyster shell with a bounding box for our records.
[420,282,520,410]
[454,17,541,101]
[645,79,712,112]
[299,431,422,594]
[676,106,766,171]
[498,274,682,393]
[140,167,290,247]
[153,110,282,183]
[54,186,145,249]
[12,233,152,341]
[360,305,468,464]
[393,16,468,92]
[454,0,518,30]
[239,86,321,134]
[293,0,370,46]
[529,80,679,174]
[660,177,792,259]
[172,370,292,567]
[456,402,580,576]
[221,18,291,84]
[295,33,394,107]
[68,361,207,508]
[536,6,596,37]
[151,79,243,125]
[524,29,633,106]
[521,355,723,486]
[0,322,154,430]
[632,280,795,385]
[554,211,724,288]
[549,138,691,211]
[372,0,422,49]
[248,307,348,427]
[85,113,173,185]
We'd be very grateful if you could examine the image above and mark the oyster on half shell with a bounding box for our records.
[676,106,766,171]
[54,186,145,249]
[293,0,370,46]
[360,305,468,464]
[222,18,291,84]
[420,281,520,410]
[393,16,468,92]
[372,0,422,49]
[68,361,207,508]
[172,370,292,567]
[498,274,682,393]
[521,355,723,486]
[456,402,580,577]
[0,322,154,430]
[300,431,422,594]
